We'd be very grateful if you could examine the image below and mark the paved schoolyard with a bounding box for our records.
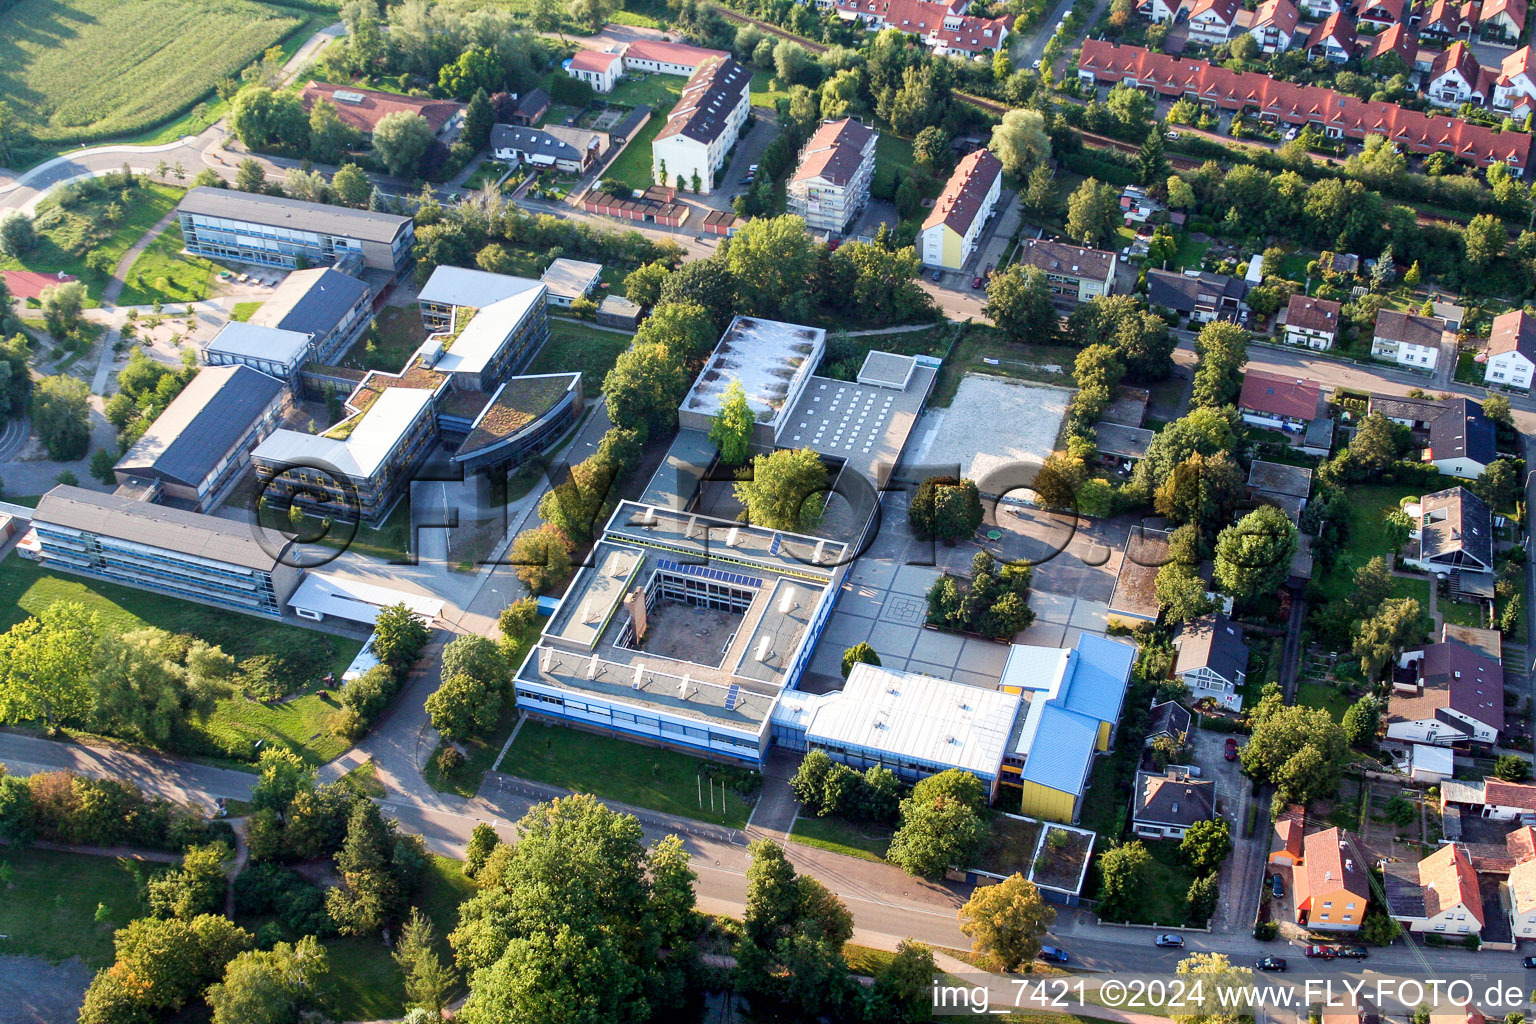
[909,375,1071,494]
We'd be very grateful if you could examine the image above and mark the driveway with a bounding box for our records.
[1187,726,1265,934]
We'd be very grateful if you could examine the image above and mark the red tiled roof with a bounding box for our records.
[1499,44,1536,84]
[1486,308,1536,361]
[1253,0,1300,34]
[1077,41,1534,168]
[1189,0,1239,24]
[792,118,877,186]
[1429,41,1487,90]
[1286,294,1341,335]
[923,148,1003,234]
[1484,778,1536,809]
[624,39,729,68]
[1417,843,1483,927]
[1306,11,1356,53]
[1239,370,1322,420]
[1358,0,1406,23]
[569,49,623,73]
[1368,23,1417,66]
[1483,0,1528,31]
[934,11,1015,52]
[300,82,463,136]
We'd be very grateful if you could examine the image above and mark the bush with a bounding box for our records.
[23,771,218,852]
[436,746,465,777]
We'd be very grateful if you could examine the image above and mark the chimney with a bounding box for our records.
[622,587,647,641]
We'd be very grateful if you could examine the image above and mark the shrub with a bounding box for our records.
[436,746,465,777]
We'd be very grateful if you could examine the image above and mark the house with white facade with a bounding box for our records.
[1428,42,1492,107]
[1383,843,1484,937]
[1494,47,1536,114]
[1372,309,1447,371]
[919,148,1003,270]
[1186,0,1239,44]
[650,57,751,195]
[1172,613,1250,711]
[1508,858,1536,940]
[566,49,624,93]
[1387,640,1505,748]
[1248,0,1300,53]
[1424,398,1496,481]
[1480,0,1528,44]
[1132,771,1217,839]
[1306,12,1356,63]
[623,39,730,76]
[1482,308,1536,389]
[830,0,1015,57]
[786,118,878,236]
[1402,486,1495,577]
[1283,294,1342,350]
[1137,0,1179,20]
[1014,239,1117,304]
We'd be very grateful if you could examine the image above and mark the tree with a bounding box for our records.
[1342,695,1381,747]
[738,838,854,1016]
[1166,175,1195,210]
[538,454,619,545]
[509,523,573,593]
[1097,841,1153,921]
[840,642,880,679]
[1065,178,1121,249]
[1138,128,1168,185]
[374,112,434,178]
[1154,451,1245,535]
[1186,872,1220,926]
[734,447,828,531]
[30,374,90,461]
[79,915,251,1023]
[394,907,458,1016]
[426,672,502,743]
[1241,701,1348,805]
[236,157,268,193]
[1024,162,1057,219]
[909,475,985,542]
[1347,412,1406,474]
[1190,320,1247,409]
[1171,952,1253,1024]
[1495,754,1533,781]
[1157,563,1214,624]
[986,264,1057,342]
[39,280,85,337]
[988,109,1051,176]
[887,770,987,879]
[1352,596,1423,679]
[439,46,502,99]
[1474,456,1522,511]
[958,874,1056,971]
[462,89,495,151]
[229,88,309,152]
[1214,505,1298,605]
[372,603,430,671]
[331,163,371,208]
[1382,507,1412,552]
[1137,407,1239,490]
[465,822,500,878]
[206,936,329,1024]
[147,842,229,920]
[1180,818,1231,874]
[624,260,671,307]
[1483,393,1513,427]
[913,125,950,173]
[326,800,418,936]
[1465,212,1506,273]
[658,257,736,330]
[724,214,820,320]
[867,940,937,1023]
[0,211,35,257]
[602,342,691,438]
[251,746,313,814]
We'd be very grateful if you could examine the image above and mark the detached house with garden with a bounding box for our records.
[1481,308,1536,390]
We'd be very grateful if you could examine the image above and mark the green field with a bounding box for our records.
[0,0,305,149]
[0,559,362,764]
[231,301,262,322]
[0,182,187,304]
[526,320,632,382]
[1313,481,1446,605]
[0,847,152,965]
[748,68,791,110]
[499,724,758,828]
[788,815,892,862]
[115,222,220,307]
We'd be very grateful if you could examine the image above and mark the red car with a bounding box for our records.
[972,275,986,289]
[1224,737,1238,761]
[1304,945,1336,959]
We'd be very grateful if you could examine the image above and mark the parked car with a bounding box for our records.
[1031,59,1042,70]
[1270,874,1284,899]
[931,270,944,283]
[1038,946,1070,964]
[739,177,753,185]
[749,164,759,173]
[1523,956,1536,968]
[1224,737,1238,761]
[1304,945,1335,959]
[1165,130,1180,141]
[1155,934,1184,948]
[1284,127,1299,141]
[972,275,986,289]
[1336,946,1369,959]
[1255,957,1288,972]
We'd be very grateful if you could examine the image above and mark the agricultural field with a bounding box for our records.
[0,0,307,152]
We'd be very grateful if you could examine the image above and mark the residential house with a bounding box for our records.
[539,258,603,308]
[1132,771,1216,839]
[1119,184,1165,223]
[920,148,1004,270]
[1238,371,1323,434]
[1357,0,1407,30]
[650,57,751,195]
[1172,613,1251,711]
[1138,0,1179,20]
[1383,842,1484,936]
[1482,308,1536,389]
[566,49,624,93]
[1480,0,1528,43]
[1367,392,1446,433]
[1508,857,1536,939]
[1307,12,1357,64]
[1494,47,1536,114]
[1421,0,1479,41]
[177,188,414,280]
[1424,397,1496,480]
[24,486,301,618]
[112,365,291,514]
[1294,827,1370,932]
[830,0,1015,56]
[1387,640,1505,748]
[1283,294,1342,350]
[1145,699,1193,744]
[1297,0,1342,15]
[1372,309,1447,371]
[1146,269,1246,322]
[298,82,464,141]
[1248,0,1300,53]
[1270,805,1306,866]
[490,124,607,173]
[1014,238,1118,303]
[1402,486,1495,578]
[786,118,879,236]
[1441,777,1536,819]
[507,89,550,126]
[1095,422,1154,473]
[1428,42,1492,107]
[1247,459,1314,522]
[622,39,730,76]
[1187,0,1239,44]
[1367,23,1419,71]
[1077,42,1535,171]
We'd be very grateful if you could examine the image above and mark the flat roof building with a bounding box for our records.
[177,187,414,279]
[678,316,826,446]
[539,258,603,307]
[26,485,301,618]
[203,321,313,388]
[114,365,291,513]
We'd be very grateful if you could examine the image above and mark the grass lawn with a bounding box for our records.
[1296,679,1356,723]
[314,498,412,563]
[749,68,791,109]
[462,160,511,191]
[788,815,892,862]
[1077,757,1124,840]
[500,724,758,828]
[1440,595,1488,628]
[0,559,362,764]
[231,301,262,322]
[605,73,686,111]
[342,304,425,372]
[115,222,219,307]
[526,319,633,382]
[1313,481,1444,605]
[930,324,1079,406]
[604,116,668,193]
[0,847,151,965]
[872,130,914,199]
[321,856,476,1022]
[1122,841,1196,927]
[0,182,187,304]
[1171,235,1211,271]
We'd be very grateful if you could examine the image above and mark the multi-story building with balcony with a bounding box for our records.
[786,118,878,236]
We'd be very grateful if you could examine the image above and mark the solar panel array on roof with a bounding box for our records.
[656,559,763,589]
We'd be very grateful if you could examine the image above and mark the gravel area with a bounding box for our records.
[0,956,92,1024]
[915,375,1070,492]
